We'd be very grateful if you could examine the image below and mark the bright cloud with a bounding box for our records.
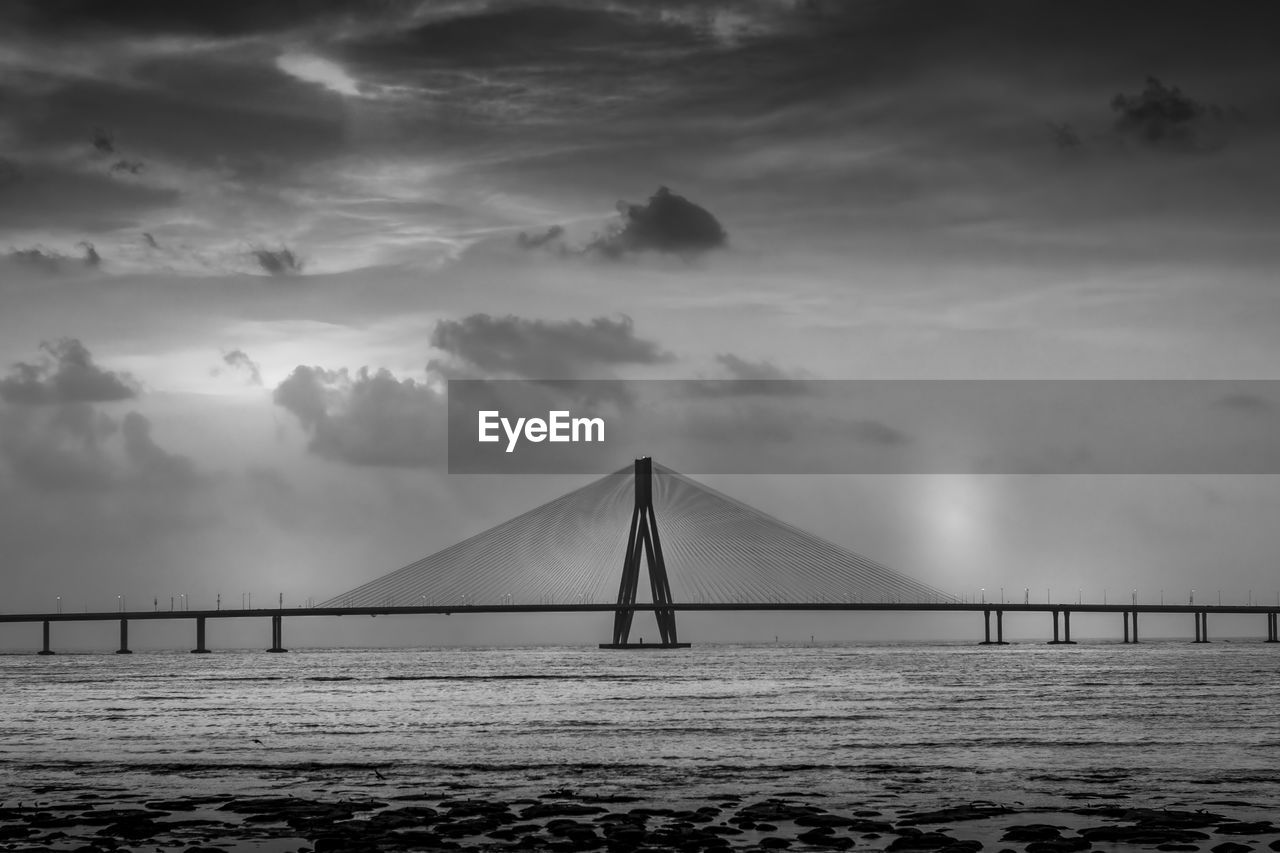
[276,51,361,96]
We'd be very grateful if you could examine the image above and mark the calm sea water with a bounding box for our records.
[2,642,1278,815]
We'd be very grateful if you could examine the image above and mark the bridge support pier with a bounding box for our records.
[38,619,54,655]
[116,618,132,654]
[1268,612,1279,643]
[191,616,211,653]
[1193,611,1209,643]
[266,615,287,653]
[1121,610,1140,644]
[980,609,1008,645]
[1048,609,1076,645]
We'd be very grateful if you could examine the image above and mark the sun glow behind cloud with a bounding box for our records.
[276,51,361,96]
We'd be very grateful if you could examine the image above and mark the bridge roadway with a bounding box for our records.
[3,602,1279,652]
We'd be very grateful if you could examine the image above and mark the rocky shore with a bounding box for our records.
[2,786,1279,853]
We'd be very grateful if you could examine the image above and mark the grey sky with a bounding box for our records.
[2,1,1279,647]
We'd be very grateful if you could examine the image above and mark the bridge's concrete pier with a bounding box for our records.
[116,619,132,654]
[38,619,54,655]
[1193,611,1209,643]
[980,608,1009,645]
[1048,609,1076,644]
[1122,610,1139,643]
[1268,612,1279,643]
[191,616,211,653]
[267,614,287,652]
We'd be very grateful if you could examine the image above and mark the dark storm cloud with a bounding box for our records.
[589,187,727,258]
[253,247,304,276]
[1110,77,1233,152]
[429,314,671,379]
[273,365,440,468]
[0,339,139,405]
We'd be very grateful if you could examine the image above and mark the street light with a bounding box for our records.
[56,596,61,614]
[980,588,985,604]
[117,595,123,612]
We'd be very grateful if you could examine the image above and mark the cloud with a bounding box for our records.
[120,411,201,487]
[678,354,812,399]
[846,418,910,447]
[429,314,671,379]
[0,339,139,405]
[91,126,115,155]
[1047,122,1082,150]
[0,402,118,489]
[0,403,200,491]
[273,365,440,467]
[516,225,565,251]
[79,241,101,267]
[253,246,304,276]
[222,349,263,386]
[715,354,800,383]
[590,186,728,258]
[1110,77,1231,151]
[276,52,361,97]
[6,243,103,273]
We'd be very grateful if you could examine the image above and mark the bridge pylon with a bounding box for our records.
[600,457,691,649]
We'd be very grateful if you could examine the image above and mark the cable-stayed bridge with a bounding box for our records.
[320,458,952,642]
[4,458,1280,652]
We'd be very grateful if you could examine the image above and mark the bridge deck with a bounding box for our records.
[3,601,1278,623]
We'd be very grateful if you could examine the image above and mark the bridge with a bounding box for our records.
[4,458,1279,652]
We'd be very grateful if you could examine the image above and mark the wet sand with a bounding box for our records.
[3,783,1280,853]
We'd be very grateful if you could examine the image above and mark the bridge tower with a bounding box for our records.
[600,457,690,649]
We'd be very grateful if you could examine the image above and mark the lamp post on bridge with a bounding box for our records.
[56,596,61,614]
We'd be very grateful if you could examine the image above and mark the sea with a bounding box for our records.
[2,642,1279,819]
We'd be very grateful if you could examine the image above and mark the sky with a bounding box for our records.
[2,0,1280,649]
